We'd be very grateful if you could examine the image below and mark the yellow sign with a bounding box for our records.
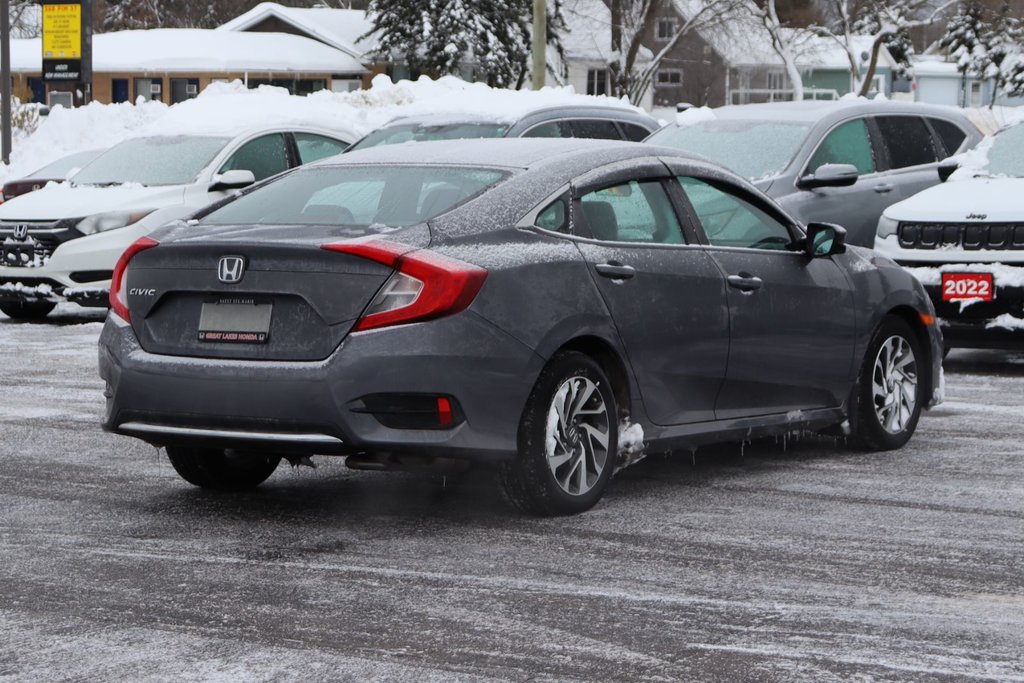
[42,4,82,59]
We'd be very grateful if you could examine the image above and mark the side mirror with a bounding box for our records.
[209,169,256,192]
[937,157,959,183]
[805,222,847,258]
[796,163,859,190]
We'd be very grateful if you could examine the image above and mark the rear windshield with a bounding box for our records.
[199,165,509,231]
[647,119,811,181]
[74,136,230,187]
[350,122,509,150]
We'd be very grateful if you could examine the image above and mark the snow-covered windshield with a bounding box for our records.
[73,136,230,187]
[647,120,811,181]
[26,149,104,179]
[199,165,509,230]
[349,122,509,151]
[983,123,1024,177]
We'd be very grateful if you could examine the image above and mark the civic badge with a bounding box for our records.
[217,256,246,284]
[12,224,29,240]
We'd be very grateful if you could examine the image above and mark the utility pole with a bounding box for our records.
[2,0,11,165]
[532,0,545,89]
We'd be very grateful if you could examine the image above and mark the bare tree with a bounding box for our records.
[815,0,959,97]
[607,0,743,104]
[751,0,818,100]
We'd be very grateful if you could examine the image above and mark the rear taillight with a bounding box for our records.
[109,236,159,322]
[321,240,487,332]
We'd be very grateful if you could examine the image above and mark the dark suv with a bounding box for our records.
[347,106,661,151]
[647,100,981,247]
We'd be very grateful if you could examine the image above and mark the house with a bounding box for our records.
[217,2,377,91]
[911,55,1024,108]
[558,0,896,109]
[10,28,367,107]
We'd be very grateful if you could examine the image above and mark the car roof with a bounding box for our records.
[322,137,672,170]
[707,99,971,124]
[379,104,656,129]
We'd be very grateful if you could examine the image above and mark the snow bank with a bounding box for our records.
[1,75,642,183]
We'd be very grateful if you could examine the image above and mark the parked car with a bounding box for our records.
[0,127,353,320]
[875,119,1024,349]
[1,148,105,202]
[346,105,660,151]
[99,138,942,516]
[645,100,981,247]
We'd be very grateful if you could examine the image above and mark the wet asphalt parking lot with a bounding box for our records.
[1,307,1022,681]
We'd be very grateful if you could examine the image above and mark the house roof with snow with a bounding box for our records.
[10,29,367,75]
[672,0,894,72]
[217,2,376,61]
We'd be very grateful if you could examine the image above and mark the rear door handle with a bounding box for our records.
[873,183,895,194]
[727,274,763,292]
[595,262,636,280]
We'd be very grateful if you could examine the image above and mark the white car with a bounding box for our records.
[875,120,1024,349]
[0,126,352,319]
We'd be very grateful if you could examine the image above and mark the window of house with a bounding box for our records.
[766,70,786,93]
[170,78,200,104]
[586,69,608,96]
[656,18,678,41]
[969,81,983,107]
[656,69,683,86]
[134,78,163,102]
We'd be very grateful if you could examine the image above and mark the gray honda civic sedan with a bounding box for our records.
[99,138,942,515]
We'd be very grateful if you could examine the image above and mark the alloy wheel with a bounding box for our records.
[544,376,611,496]
[871,335,918,434]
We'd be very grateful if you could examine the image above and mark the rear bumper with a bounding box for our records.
[98,311,543,461]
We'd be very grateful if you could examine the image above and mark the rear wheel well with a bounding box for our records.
[555,336,632,420]
[884,305,933,399]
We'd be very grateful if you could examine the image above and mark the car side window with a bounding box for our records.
[220,133,289,181]
[678,176,793,251]
[927,118,968,158]
[294,133,348,164]
[580,180,684,244]
[535,198,568,233]
[571,119,622,140]
[876,116,939,169]
[806,119,876,176]
[522,121,572,138]
[619,122,652,142]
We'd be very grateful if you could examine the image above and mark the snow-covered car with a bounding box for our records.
[875,120,1024,349]
[346,105,660,151]
[646,101,981,247]
[1,148,105,202]
[0,127,352,319]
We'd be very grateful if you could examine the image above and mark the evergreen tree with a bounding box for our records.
[366,0,565,88]
[940,1,987,78]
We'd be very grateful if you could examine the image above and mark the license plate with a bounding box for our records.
[198,298,272,343]
[941,272,994,302]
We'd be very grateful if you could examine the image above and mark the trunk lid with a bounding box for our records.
[127,224,429,361]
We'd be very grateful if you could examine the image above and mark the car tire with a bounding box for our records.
[165,446,281,490]
[849,316,924,451]
[0,301,56,320]
[499,352,618,516]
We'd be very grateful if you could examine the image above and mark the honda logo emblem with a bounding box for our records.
[12,224,29,240]
[217,256,246,284]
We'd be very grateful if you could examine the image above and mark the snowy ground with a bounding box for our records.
[1,306,1023,681]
